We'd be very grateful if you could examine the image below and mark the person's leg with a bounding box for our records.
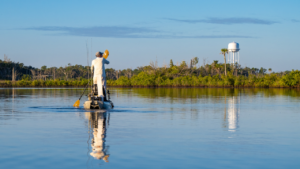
[93,76,97,84]
[97,75,104,98]
[102,77,107,100]
[93,76,98,96]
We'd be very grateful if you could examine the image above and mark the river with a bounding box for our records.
[0,88,299,169]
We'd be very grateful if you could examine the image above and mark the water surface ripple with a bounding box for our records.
[0,88,300,169]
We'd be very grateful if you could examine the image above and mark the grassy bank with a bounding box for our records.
[106,70,300,88]
[1,70,300,88]
[0,79,90,87]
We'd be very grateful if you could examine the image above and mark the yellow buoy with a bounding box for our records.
[103,49,109,59]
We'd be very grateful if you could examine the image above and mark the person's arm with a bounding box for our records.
[104,58,109,64]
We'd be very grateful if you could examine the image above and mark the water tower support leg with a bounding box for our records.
[238,52,240,64]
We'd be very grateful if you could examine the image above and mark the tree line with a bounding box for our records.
[106,58,299,88]
[1,53,298,88]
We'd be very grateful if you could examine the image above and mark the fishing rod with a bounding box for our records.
[73,41,91,107]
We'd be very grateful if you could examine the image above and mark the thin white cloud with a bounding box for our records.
[166,17,278,25]
[24,26,253,39]
[25,26,159,38]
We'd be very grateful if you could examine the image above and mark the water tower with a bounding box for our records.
[228,42,240,64]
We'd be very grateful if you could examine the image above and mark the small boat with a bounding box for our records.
[83,85,114,109]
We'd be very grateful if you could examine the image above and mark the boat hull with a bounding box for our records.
[83,100,114,109]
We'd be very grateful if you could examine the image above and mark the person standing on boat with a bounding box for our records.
[91,51,109,101]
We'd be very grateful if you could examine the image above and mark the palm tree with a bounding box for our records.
[220,48,228,76]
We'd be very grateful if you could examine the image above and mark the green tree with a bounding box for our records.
[169,59,174,68]
[259,67,267,75]
[41,65,47,71]
[220,48,228,76]
[180,61,187,68]
[21,74,32,81]
[191,57,199,68]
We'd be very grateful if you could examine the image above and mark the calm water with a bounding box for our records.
[0,88,300,169]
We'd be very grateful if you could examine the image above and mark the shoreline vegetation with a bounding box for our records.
[1,70,300,88]
[1,56,300,88]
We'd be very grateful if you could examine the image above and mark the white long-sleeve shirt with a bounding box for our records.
[91,57,109,77]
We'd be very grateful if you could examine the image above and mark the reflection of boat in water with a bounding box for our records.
[84,85,114,109]
[225,96,240,132]
[85,111,110,162]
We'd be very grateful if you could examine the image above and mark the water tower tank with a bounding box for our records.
[228,42,240,52]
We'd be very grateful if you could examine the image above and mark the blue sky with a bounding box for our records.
[0,0,299,71]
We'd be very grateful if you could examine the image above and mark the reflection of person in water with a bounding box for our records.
[85,111,110,162]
